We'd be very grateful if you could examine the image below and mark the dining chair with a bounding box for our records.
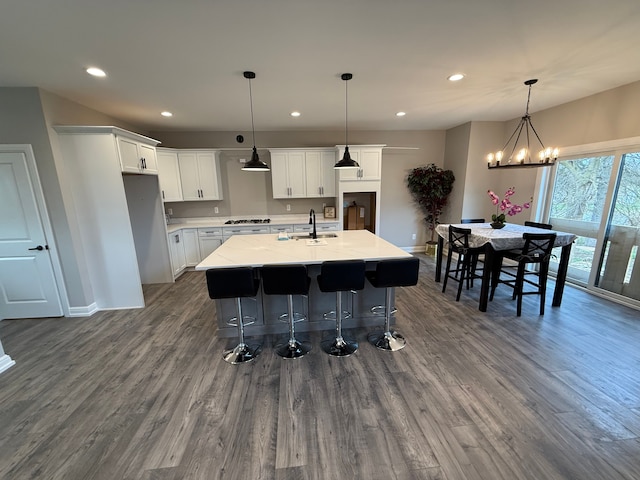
[459,218,486,283]
[442,226,484,301]
[524,221,553,230]
[490,232,557,316]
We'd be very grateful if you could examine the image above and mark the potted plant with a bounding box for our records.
[407,164,455,255]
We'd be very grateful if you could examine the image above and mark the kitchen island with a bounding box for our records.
[196,230,413,337]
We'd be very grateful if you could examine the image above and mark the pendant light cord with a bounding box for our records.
[345,77,349,147]
[248,77,256,147]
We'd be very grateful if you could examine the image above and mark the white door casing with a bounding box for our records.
[0,146,63,319]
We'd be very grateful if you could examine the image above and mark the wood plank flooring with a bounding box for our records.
[1,253,639,479]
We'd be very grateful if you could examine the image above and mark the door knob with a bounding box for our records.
[28,245,45,251]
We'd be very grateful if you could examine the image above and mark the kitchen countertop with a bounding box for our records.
[166,214,339,233]
[195,230,411,269]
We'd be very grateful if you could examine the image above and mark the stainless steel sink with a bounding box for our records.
[291,233,338,240]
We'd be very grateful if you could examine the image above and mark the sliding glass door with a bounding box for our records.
[545,147,640,305]
[595,152,640,300]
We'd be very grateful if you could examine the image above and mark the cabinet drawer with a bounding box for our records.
[269,225,294,233]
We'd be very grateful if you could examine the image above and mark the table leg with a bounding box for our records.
[479,244,495,312]
[553,243,573,307]
[435,235,444,282]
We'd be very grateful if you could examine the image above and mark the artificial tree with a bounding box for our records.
[407,164,455,247]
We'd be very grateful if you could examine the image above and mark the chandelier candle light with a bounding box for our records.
[487,79,558,169]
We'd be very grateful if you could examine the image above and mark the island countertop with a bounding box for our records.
[195,230,411,270]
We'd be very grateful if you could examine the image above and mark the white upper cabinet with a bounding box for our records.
[178,150,223,201]
[156,148,183,202]
[117,135,158,174]
[270,148,335,199]
[270,150,307,198]
[305,150,336,197]
[336,145,384,182]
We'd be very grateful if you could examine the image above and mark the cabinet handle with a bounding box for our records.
[162,190,165,199]
[175,234,180,243]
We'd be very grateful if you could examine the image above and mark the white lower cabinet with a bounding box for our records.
[223,225,270,242]
[168,231,187,277]
[183,229,201,266]
[198,227,224,259]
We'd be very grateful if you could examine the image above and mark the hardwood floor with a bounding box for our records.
[1,254,639,479]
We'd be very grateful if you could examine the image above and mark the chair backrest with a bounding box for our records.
[261,264,310,296]
[318,260,366,292]
[371,257,420,288]
[520,233,557,264]
[448,225,472,252]
[461,218,485,224]
[524,221,553,230]
[206,267,259,299]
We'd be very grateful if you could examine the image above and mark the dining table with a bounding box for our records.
[434,223,577,312]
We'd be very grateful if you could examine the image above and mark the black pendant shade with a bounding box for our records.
[335,73,360,169]
[334,146,359,169]
[242,146,270,171]
[241,70,270,172]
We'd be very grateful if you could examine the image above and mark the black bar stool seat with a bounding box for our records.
[366,257,420,351]
[317,260,366,357]
[261,264,312,359]
[206,267,261,364]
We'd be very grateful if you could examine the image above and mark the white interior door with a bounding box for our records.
[0,147,62,319]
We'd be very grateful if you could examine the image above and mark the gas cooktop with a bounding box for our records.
[224,219,271,224]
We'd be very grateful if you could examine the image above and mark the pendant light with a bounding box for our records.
[486,79,558,169]
[241,71,270,171]
[334,73,360,169]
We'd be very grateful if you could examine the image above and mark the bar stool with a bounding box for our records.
[317,260,366,357]
[206,267,261,364]
[261,264,312,359]
[366,257,420,351]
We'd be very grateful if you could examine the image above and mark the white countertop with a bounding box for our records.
[166,214,338,233]
[195,230,411,269]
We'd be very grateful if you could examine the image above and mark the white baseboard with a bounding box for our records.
[0,354,16,375]
[68,302,98,317]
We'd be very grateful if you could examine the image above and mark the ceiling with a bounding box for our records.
[2,0,640,133]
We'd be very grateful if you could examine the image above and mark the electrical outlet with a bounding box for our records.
[286,204,291,211]
[214,206,219,214]
[412,233,416,240]
[167,208,173,215]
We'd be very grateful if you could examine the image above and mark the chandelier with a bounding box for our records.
[487,79,558,169]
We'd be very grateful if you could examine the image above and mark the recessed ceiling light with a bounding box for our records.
[396,111,406,117]
[161,111,173,117]
[86,67,106,77]
[290,111,301,117]
[448,73,465,82]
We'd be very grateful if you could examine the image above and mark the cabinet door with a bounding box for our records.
[287,151,307,197]
[178,152,201,200]
[139,143,158,174]
[320,150,336,197]
[182,229,201,265]
[199,237,223,258]
[196,152,222,200]
[359,148,382,181]
[157,150,183,202]
[270,152,290,198]
[168,231,186,276]
[118,136,143,173]
[305,151,323,197]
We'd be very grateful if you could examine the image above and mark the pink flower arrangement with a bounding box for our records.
[487,187,532,223]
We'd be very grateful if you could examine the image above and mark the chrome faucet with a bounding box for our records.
[309,209,317,239]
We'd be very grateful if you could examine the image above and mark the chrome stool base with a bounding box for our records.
[275,339,312,359]
[368,330,406,351]
[223,343,261,364]
[321,336,358,357]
